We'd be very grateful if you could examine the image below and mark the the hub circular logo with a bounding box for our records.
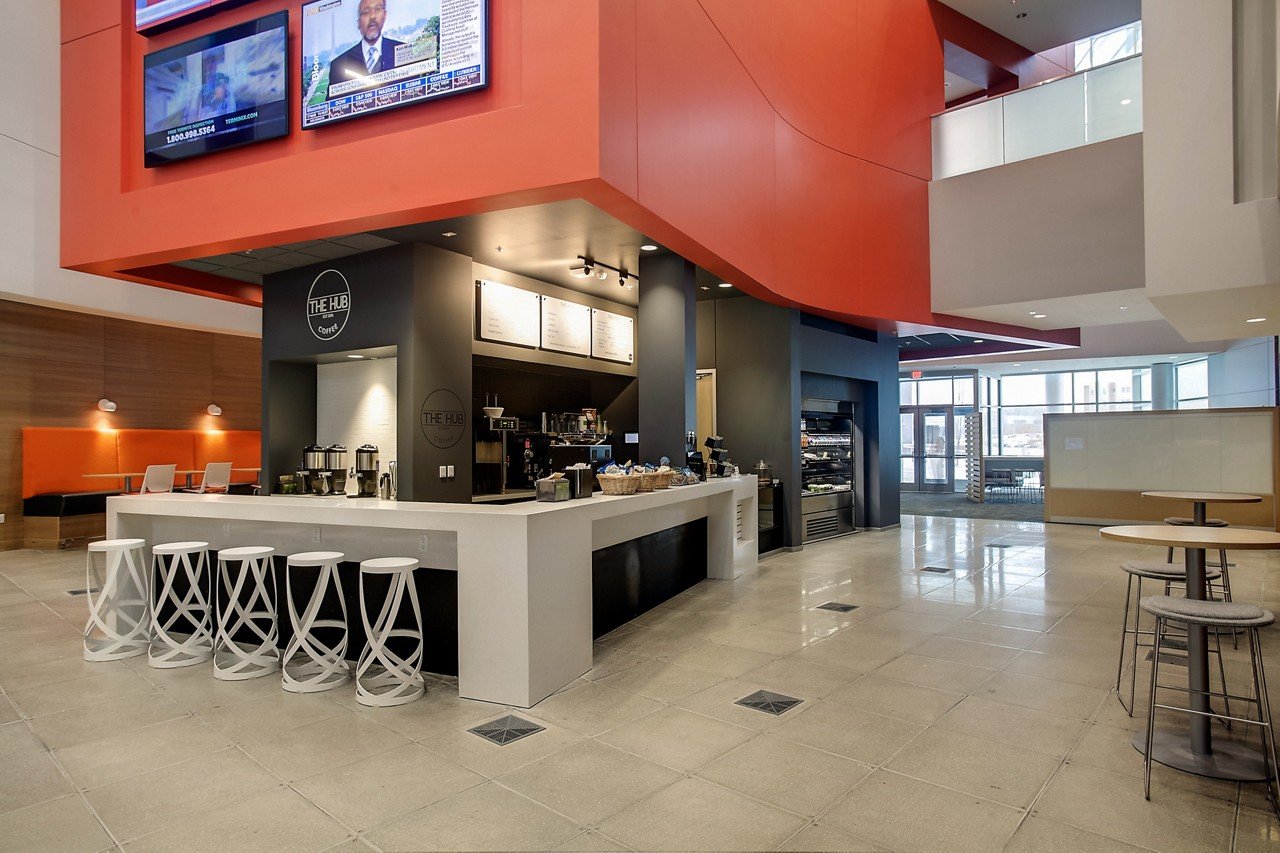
[307,270,350,341]
[421,389,466,449]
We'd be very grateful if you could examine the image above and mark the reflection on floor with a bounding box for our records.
[902,491,1047,523]
[1,516,1279,851]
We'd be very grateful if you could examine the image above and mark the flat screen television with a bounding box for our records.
[143,12,290,167]
[301,0,487,129]
[136,0,247,34]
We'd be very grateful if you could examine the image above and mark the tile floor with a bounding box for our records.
[2,516,1280,851]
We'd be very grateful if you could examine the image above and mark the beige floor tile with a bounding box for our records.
[974,671,1108,719]
[582,645,649,681]
[0,719,44,759]
[236,712,410,782]
[1004,815,1150,852]
[499,739,680,825]
[944,620,1043,648]
[711,626,812,656]
[791,634,911,672]
[825,674,963,726]
[140,664,284,715]
[0,749,76,815]
[663,641,778,678]
[934,695,1087,757]
[697,734,872,817]
[824,770,1024,852]
[598,705,755,772]
[0,695,17,725]
[1005,649,1116,689]
[0,794,113,852]
[598,776,807,852]
[555,829,633,851]
[55,715,232,789]
[126,785,351,852]
[873,653,996,693]
[909,635,1023,669]
[740,657,859,699]
[967,605,1062,632]
[675,678,809,731]
[353,683,503,742]
[1034,762,1235,851]
[29,690,187,750]
[198,690,346,741]
[885,727,1060,808]
[293,743,484,832]
[529,681,663,738]
[596,659,725,703]
[420,713,585,778]
[1235,806,1280,852]
[7,668,155,718]
[85,746,280,841]
[778,823,888,852]
[366,781,580,852]
[770,700,923,765]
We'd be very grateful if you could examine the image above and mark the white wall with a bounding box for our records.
[0,0,259,336]
[1208,337,1276,408]
[316,358,398,493]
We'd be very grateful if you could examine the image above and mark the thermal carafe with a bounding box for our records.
[355,444,379,498]
[324,444,348,494]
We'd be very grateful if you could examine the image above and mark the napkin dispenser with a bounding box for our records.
[536,476,571,502]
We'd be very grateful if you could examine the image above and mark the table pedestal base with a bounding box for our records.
[1132,730,1270,782]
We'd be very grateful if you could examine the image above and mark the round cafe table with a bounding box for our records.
[1141,490,1262,526]
[1101,524,1280,781]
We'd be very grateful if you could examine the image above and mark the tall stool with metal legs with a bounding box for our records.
[356,558,424,707]
[1141,595,1279,816]
[1114,559,1227,715]
[213,546,279,680]
[148,541,214,668]
[83,538,149,661]
[282,551,349,693]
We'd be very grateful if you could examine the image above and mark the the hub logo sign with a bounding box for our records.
[421,389,466,449]
[307,270,351,340]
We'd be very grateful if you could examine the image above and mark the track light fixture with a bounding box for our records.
[571,256,639,288]
[97,398,117,413]
[207,404,223,416]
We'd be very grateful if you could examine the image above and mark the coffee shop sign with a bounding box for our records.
[307,270,351,341]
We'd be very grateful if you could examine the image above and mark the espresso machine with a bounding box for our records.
[354,444,380,498]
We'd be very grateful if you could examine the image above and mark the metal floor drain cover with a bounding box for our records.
[65,588,98,597]
[920,566,953,574]
[735,690,803,715]
[1145,650,1188,667]
[815,602,859,613]
[469,715,545,745]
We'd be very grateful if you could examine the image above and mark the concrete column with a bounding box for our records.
[1151,362,1176,409]
[637,254,697,463]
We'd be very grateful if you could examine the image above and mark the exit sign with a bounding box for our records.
[911,370,922,379]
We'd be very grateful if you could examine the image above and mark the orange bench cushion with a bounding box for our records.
[22,428,121,498]
[194,431,261,484]
[116,429,196,489]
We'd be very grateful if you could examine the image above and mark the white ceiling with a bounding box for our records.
[944,288,1161,331]
[944,70,986,102]
[939,0,1141,54]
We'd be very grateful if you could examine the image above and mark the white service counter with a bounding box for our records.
[108,476,758,707]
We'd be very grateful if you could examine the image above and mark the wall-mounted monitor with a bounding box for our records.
[136,0,249,34]
[143,12,289,167]
[301,0,488,129]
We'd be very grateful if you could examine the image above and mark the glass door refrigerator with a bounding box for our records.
[800,402,855,542]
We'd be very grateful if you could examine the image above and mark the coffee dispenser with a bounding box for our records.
[324,444,348,495]
[300,444,326,495]
[354,444,379,498]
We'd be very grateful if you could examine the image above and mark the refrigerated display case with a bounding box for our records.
[800,403,855,542]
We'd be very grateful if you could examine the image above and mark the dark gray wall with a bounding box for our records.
[638,254,697,462]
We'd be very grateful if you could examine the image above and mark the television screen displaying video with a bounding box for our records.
[135,0,244,33]
[143,12,289,167]
[301,0,487,129]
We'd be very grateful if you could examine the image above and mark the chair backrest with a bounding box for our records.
[199,462,233,493]
[139,464,177,494]
[988,469,1014,484]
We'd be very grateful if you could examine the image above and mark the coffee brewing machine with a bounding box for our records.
[354,444,380,498]
[297,444,347,495]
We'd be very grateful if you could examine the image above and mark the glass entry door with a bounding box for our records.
[900,406,954,492]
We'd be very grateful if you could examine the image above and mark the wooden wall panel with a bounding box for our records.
[0,298,261,550]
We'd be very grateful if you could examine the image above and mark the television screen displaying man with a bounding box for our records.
[326,0,403,99]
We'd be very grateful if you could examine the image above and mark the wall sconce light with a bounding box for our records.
[206,404,223,416]
[97,398,117,413]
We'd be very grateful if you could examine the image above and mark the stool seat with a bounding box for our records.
[360,557,418,574]
[1164,516,1228,527]
[83,539,149,661]
[287,551,345,567]
[217,545,275,560]
[1122,560,1221,582]
[1140,595,1275,628]
[88,538,145,552]
[153,540,211,555]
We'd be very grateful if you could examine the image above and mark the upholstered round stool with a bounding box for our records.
[83,538,149,661]
[213,546,279,681]
[356,558,424,707]
[148,541,214,668]
[282,551,349,693]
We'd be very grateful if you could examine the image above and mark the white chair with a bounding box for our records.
[282,551,350,693]
[356,558,424,707]
[83,538,149,661]
[187,462,232,494]
[213,546,279,680]
[139,464,177,494]
[148,541,214,668]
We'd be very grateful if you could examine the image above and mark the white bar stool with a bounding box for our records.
[282,551,349,693]
[356,557,425,707]
[83,538,149,661]
[214,546,279,681]
[149,541,214,668]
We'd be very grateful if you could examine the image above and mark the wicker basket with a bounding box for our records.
[598,474,639,495]
[637,471,660,492]
[653,470,674,490]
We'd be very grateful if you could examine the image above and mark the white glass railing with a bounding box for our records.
[932,55,1142,179]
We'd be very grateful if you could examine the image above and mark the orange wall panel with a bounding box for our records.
[859,162,932,321]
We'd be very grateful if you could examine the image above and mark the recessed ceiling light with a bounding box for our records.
[1032,313,1046,319]
[973,339,985,344]
[1247,317,1267,323]
[1119,305,1128,310]
[1120,98,1133,106]
[1013,363,1022,367]
[441,231,457,237]
[699,285,710,291]
[640,244,659,252]
[718,282,733,289]
[347,354,364,359]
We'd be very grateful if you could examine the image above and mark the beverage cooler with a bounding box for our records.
[800,400,856,543]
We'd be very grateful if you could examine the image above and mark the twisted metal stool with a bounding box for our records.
[83,538,149,661]
[148,541,213,668]
[282,551,349,693]
[356,558,424,707]
[213,546,279,681]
